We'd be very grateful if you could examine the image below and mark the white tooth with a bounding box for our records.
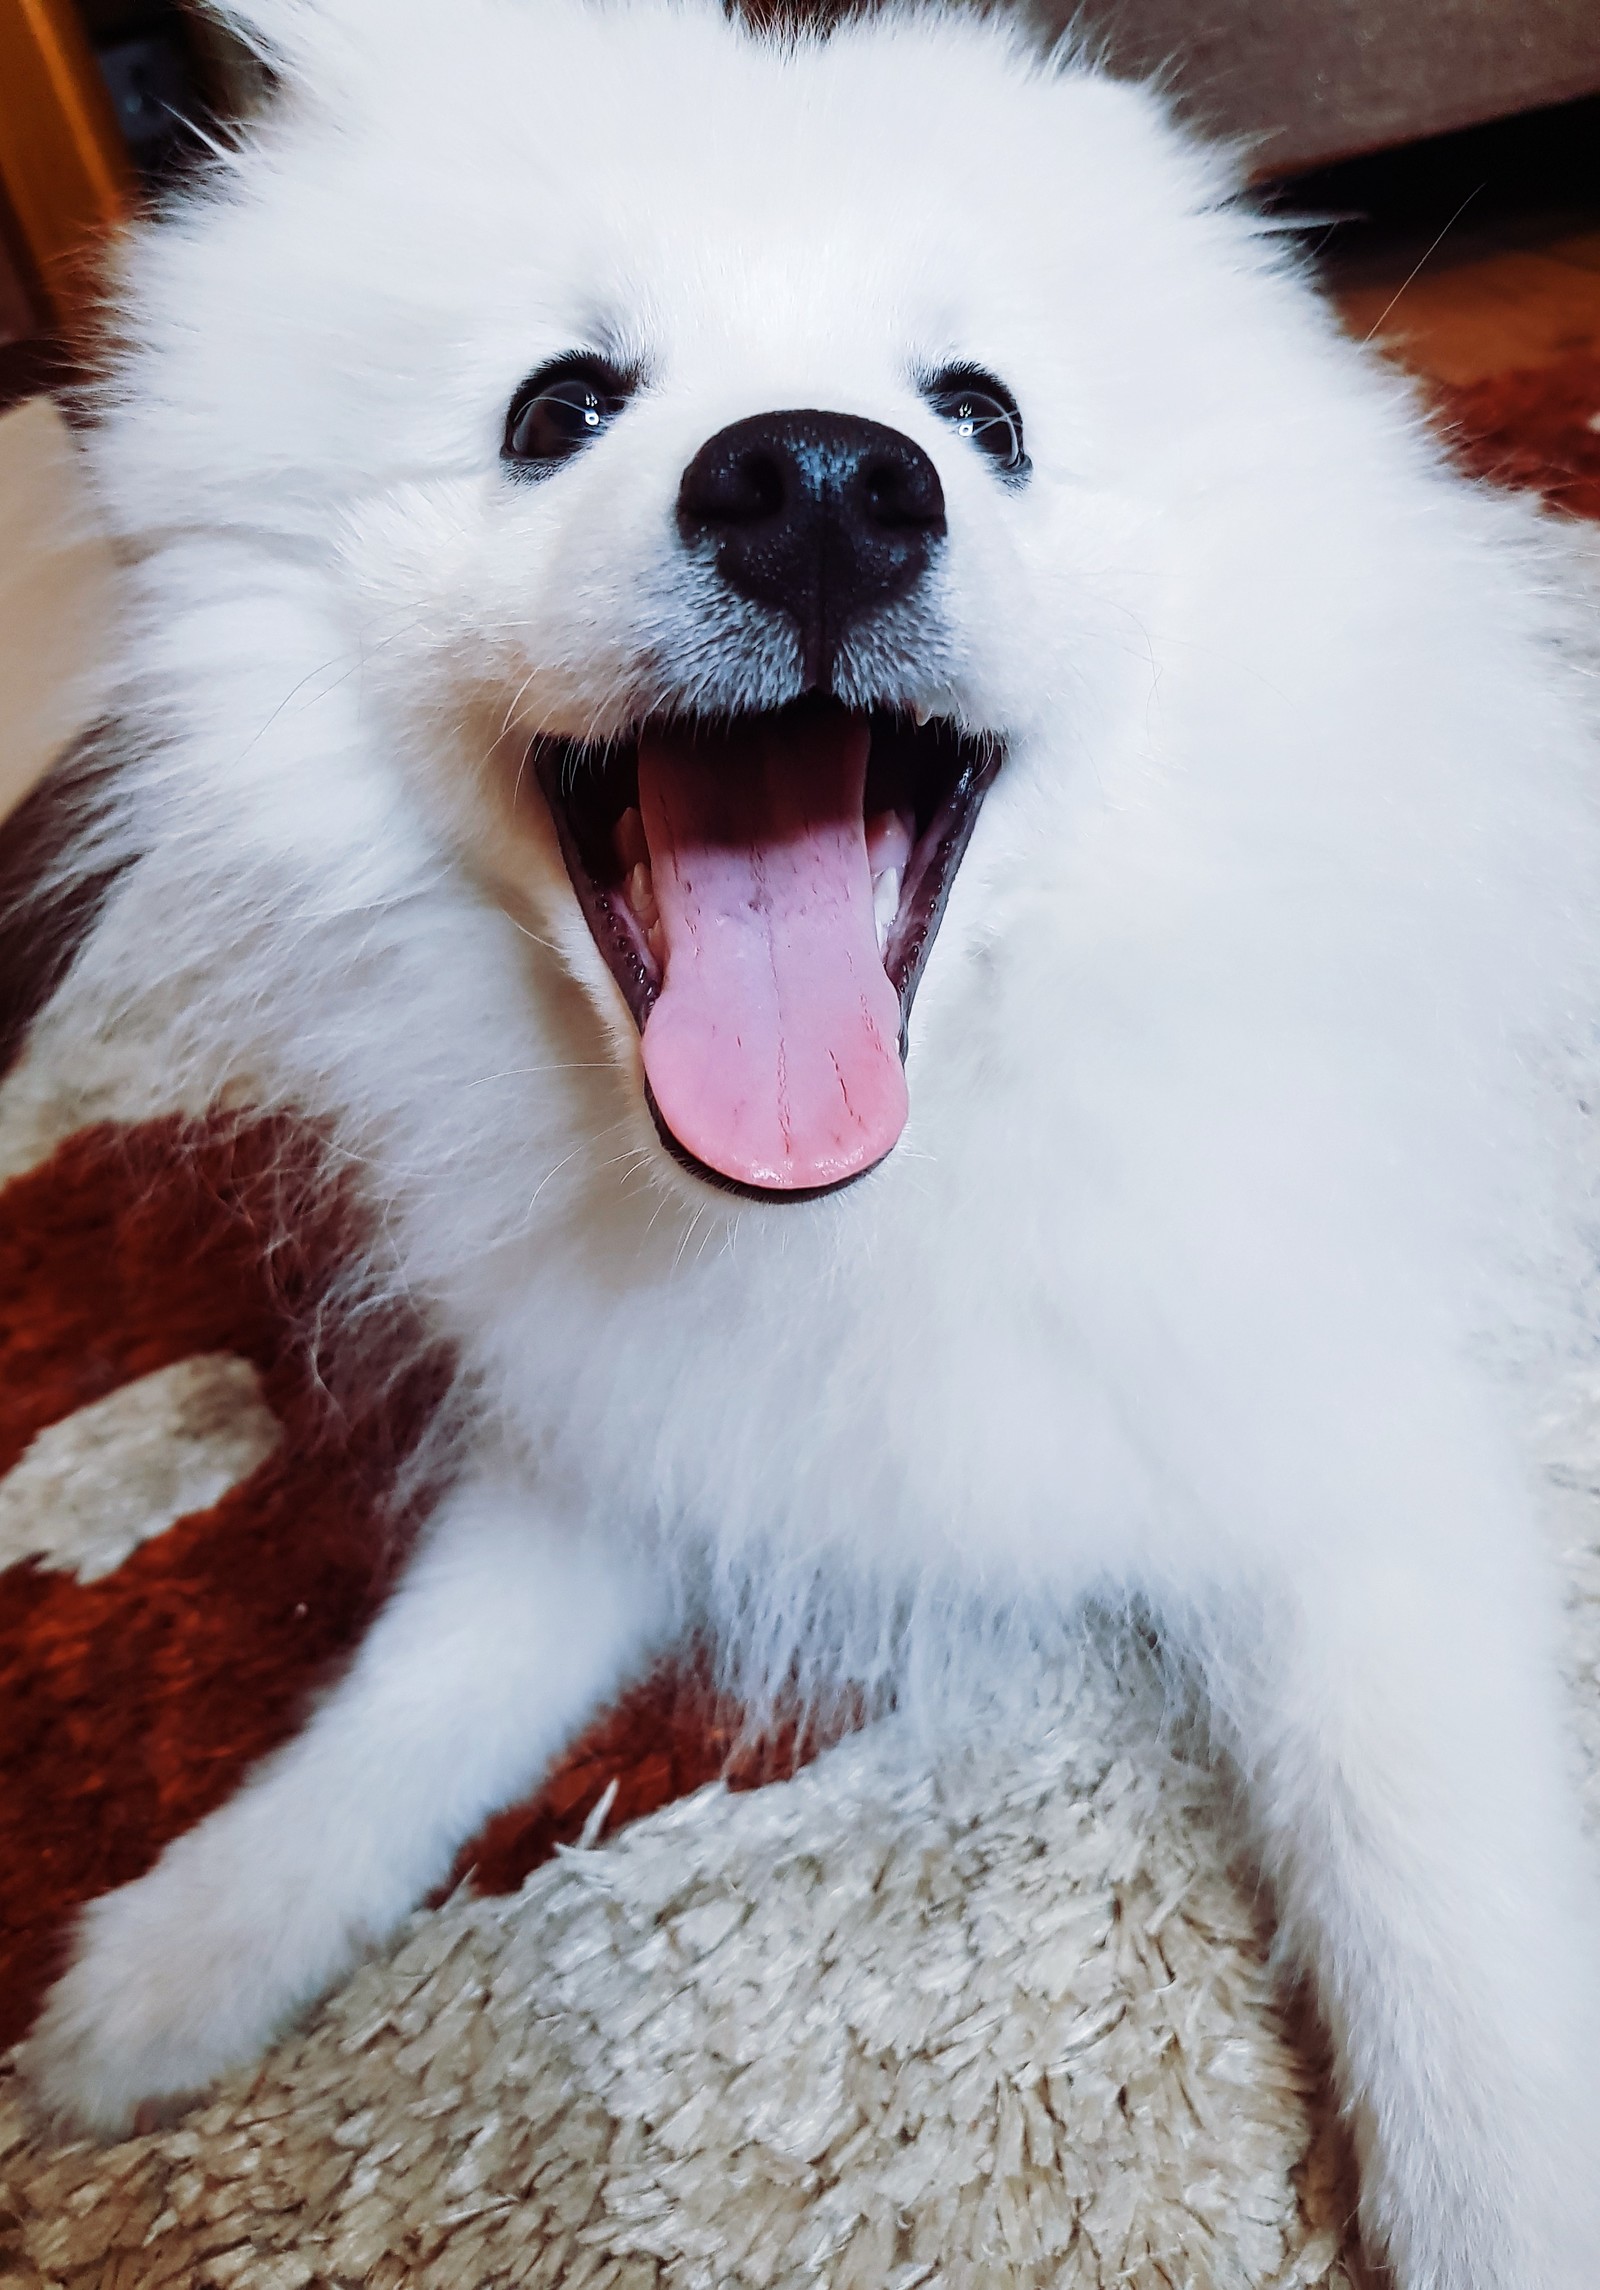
[873,866,900,952]
[615,807,648,873]
[646,919,665,966]
[629,861,658,927]
[912,701,932,728]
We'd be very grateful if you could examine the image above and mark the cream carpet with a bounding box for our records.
[3,1651,1369,2290]
[0,398,119,824]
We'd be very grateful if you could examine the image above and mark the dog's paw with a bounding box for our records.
[22,1858,307,2139]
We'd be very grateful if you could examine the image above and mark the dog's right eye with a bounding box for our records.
[923,365,1028,483]
[503,358,634,471]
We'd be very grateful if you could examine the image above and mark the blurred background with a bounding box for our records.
[3,0,1600,386]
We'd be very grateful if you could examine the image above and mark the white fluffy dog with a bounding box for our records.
[16,0,1600,2278]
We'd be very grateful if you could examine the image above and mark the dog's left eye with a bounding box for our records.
[923,367,1028,481]
[503,358,634,471]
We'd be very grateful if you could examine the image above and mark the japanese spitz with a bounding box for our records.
[16,0,1600,2277]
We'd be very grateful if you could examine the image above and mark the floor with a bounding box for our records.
[0,197,1598,837]
[1337,227,1600,384]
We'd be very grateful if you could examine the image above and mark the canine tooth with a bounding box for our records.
[866,809,915,876]
[912,701,932,728]
[615,807,648,873]
[873,867,901,952]
[628,861,658,928]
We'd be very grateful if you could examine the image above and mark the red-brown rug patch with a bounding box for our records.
[1434,347,1600,519]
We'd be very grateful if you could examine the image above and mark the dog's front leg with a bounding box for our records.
[1209,1542,1600,2289]
[25,1471,665,2139]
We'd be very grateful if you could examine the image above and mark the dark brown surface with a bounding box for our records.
[0,207,35,351]
[0,0,132,330]
[1059,0,1600,175]
[0,722,132,1077]
[0,336,71,417]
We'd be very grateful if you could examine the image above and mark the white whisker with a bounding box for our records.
[464,1062,613,1089]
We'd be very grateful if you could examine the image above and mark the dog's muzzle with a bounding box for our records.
[677,411,947,688]
[527,408,999,1204]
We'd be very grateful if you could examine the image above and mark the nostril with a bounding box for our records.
[680,413,946,552]
[861,453,944,531]
[729,449,786,524]
[681,444,787,533]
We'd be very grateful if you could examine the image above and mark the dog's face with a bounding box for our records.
[426,150,1039,1199]
[106,0,1257,1205]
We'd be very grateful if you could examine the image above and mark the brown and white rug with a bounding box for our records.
[3,350,1600,2290]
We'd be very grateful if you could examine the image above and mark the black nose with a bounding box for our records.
[677,410,947,688]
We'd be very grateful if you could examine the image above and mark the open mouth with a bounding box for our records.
[532,699,1000,1198]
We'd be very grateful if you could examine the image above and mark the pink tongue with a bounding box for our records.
[637,708,908,1191]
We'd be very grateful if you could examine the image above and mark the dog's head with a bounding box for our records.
[101,0,1266,1205]
[470,281,1023,1200]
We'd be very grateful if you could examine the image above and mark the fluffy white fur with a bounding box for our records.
[17,2,1600,2279]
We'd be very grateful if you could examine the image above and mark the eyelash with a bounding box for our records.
[921,366,1029,481]
[502,357,637,471]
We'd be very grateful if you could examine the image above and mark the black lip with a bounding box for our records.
[530,701,1001,1194]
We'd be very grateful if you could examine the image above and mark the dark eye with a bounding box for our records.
[503,358,634,471]
[923,366,1028,481]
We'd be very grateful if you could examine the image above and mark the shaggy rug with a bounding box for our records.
[2,348,1600,2289]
